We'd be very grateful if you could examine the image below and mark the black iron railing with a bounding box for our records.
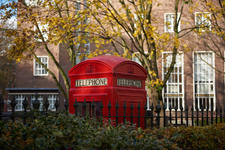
[0,96,225,128]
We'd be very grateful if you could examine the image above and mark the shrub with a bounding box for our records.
[0,113,224,150]
[0,114,178,150]
[167,124,225,150]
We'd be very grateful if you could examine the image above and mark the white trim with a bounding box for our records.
[25,0,38,6]
[15,95,25,111]
[8,93,58,112]
[31,95,44,111]
[76,45,90,64]
[146,95,150,110]
[164,13,181,33]
[134,14,145,28]
[47,95,57,111]
[75,0,81,13]
[132,52,142,65]
[192,51,216,111]
[194,12,211,32]
[34,22,49,42]
[162,52,184,111]
[8,93,59,95]
[33,56,49,76]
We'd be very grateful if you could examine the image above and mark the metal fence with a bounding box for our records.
[0,96,225,128]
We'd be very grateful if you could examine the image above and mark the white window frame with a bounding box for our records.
[25,0,39,6]
[132,52,142,65]
[146,87,151,110]
[34,22,49,42]
[134,14,145,29]
[76,52,89,64]
[31,94,57,111]
[7,93,58,112]
[31,95,44,111]
[162,52,184,111]
[75,0,81,14]
[193,51,216,111]
[25,0,53,7]
[195,12,211,32]
[76,39,90,64]
[47,95,57,111]
[15,95,25,111]
[164,13,181,33]
[33,56,49,76]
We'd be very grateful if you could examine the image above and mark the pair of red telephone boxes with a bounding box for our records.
[69,55,147,128]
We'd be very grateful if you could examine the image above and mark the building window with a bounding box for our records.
[15,95,25,111]
[195,12,211,32]
[25,0,38,6]
[76,41,90,64]
[162,52,184,110]
[25,0,50,7]
[34,22,49,42]
[33,56,48,76]
[193,52,215,111]
[75,0,81,14]
[132,52,142,65]
[134,14,145,29]
[31,95,43,111]
[8,94,58,111]
[48,95,57,111]
[164,13,181,33]
[30,94,58,111]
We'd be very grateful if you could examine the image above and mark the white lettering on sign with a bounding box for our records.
[117,78,142,88]
[75,78,108,87]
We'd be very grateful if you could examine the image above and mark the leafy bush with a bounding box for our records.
[0,113,224,150]
[167,124,225,150]
[0,114,178,150]
[147,123,225,150]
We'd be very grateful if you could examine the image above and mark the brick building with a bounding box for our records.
[5,0,225,111]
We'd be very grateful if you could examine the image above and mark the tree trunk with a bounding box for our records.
[148,87,163,106]
[148,87,164,127]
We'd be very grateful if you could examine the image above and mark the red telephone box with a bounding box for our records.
[69,55,147,127]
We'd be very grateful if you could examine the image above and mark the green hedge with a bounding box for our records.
[0,113,224,150]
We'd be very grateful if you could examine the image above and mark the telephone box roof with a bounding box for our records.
[88,55,130,68]
[69,55,147,76]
